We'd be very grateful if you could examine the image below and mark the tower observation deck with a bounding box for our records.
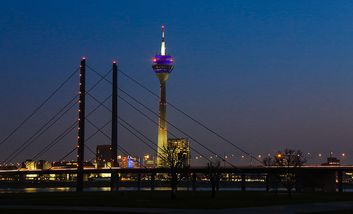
[152,25,174,167]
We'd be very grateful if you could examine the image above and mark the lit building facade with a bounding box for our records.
[167,138,190,167]
[143,154,156,168]
[96,145,112,168]
[21,160,36,170]
[36,160,51,170]
[118,156,140,168]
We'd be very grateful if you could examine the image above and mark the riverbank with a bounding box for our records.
[1,191,353,210]
[2,201,353,214]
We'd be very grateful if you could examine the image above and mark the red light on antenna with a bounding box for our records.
[152,58,157,62]
[81,56,86,60]
[112,60,117,64]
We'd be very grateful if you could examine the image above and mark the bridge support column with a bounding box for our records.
[137,173,141,191]
[265,174,270,192]
[151,173,155,191]
[192,172,197,191]
[116,173,120,191]
[338,171,343,193]
[76,57,86,192]
[241,173,246,191]
[18,174,25,183]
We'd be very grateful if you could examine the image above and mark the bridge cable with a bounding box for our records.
[5,68,113,163]
[32,121,77,160]
[87,89,212,164]
[87,87,225,166]
[118,96,212,163]
[0,67,79,148]
[57,119,112,162]
[34,94,112,161]
[86,65,238,167]
[118,118,183,165]
[118,69,263,165]
[119,88,238,168]
[85,117,147,168]
[4,99,78,164]
[86,92,169,164]
[86,116,165,167]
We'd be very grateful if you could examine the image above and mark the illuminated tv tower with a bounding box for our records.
[152,25,174,167]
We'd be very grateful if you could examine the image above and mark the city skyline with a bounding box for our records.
[2,1,353,163]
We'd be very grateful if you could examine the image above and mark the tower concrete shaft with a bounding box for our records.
[157,80,167,167]
[152,25,174,167]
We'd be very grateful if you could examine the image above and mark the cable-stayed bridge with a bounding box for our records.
[0,58,350,192]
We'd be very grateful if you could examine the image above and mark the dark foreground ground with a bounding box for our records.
[1,191,353,213]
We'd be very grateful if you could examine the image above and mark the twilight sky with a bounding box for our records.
[1,0,353,165]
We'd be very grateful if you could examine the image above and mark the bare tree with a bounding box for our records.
[263,156,280,193]
[205,160,222,198]
[265,149,306,198]
[160,145,189,199]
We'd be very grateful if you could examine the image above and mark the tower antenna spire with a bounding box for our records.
[161,25,166,56]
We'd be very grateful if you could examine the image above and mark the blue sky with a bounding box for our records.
[1,0,353,164]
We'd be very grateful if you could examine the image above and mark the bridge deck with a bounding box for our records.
[0,165,352,175]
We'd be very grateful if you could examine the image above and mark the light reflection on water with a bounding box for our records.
[0,187,72,193]
[0,187,174,193]
[0,187,351,193]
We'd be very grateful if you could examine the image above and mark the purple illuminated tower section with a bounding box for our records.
[152,25,174,167]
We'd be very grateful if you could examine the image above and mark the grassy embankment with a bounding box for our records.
[1,191,353,210]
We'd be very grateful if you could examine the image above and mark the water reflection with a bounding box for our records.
[0,186,273,193]
[0,186,348,193]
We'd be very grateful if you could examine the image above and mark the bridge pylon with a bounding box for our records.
[111,60,119,191]
[76,57,86,192]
